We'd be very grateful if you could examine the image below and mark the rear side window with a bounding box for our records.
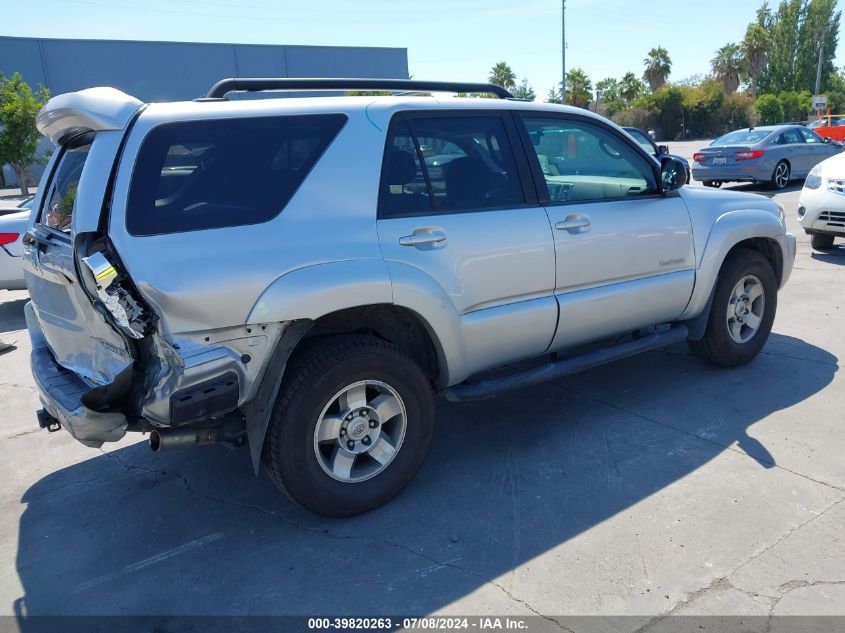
[380,115,526,217]
[127,114,347,235]
[39,133,94,233]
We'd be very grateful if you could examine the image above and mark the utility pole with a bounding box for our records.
[814,39,824,97]
[561,0,566,104]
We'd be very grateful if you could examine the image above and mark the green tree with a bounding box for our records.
[759,0,804,93]
[595,77,624,116]
[619,72,646,105]
[796,0,841,92]
[643,46,672,92]
[0,73,50,196]
[546,86,563,104]
[512,78,536,101]
[711,43,745,94]
[742,22,772,98]
[565,67,593,109]
[488,61,516,90]
[756,93,785,123]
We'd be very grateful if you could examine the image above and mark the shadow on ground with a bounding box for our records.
[0,298,27,335]
[810,247,845,265]
[12,333,837,618]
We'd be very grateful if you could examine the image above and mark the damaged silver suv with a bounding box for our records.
[24,79,795,516]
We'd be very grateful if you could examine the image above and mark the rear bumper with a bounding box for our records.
[26,302,127,447]
[691,163,772,183]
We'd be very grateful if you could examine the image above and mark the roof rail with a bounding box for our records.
[203,78,514,100]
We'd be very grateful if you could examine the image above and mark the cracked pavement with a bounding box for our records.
[0,169,844,628]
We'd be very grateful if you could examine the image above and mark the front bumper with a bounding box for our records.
[799,185,845,237]
[26,302,127,447]
[781,232,797,288]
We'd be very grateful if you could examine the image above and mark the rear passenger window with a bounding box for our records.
[380,115,525,217]
[127,114,347,235]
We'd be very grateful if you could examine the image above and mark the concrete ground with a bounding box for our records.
[0,145,843,629]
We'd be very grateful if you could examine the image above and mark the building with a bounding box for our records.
[0,35,409,186]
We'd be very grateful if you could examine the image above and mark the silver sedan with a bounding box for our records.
[691,125,843,190]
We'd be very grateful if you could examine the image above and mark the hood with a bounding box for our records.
[679,185,781,223]
[815,150,845,176]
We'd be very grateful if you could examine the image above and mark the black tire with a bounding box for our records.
[688,248,777,367]
[770,160,791,190]
[263,335,434,517]
[810,233,835,250]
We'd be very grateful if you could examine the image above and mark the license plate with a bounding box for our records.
[713,156,727,166]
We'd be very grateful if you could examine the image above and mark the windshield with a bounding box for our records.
[625,129,657,154]
[711,130,772,146]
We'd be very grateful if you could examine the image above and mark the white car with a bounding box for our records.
[0,208,30,290]
[799,152,845,250]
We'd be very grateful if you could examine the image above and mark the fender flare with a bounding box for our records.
[681,209,786,322]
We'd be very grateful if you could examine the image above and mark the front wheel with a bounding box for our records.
[263,335,434,517]
[811,233,835,250]
[688,249,777,367]
[771,160,791,190]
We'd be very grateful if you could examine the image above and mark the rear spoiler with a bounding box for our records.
[36,87,144,145]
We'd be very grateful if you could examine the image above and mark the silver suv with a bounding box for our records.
[23,79,796,516]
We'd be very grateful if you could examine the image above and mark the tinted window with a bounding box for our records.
[380,115,525,217]
[776,128,802,145]
[521,116,656,203]
[625,128,657,154]
[39,133,94,233]
[799,127,821,144]
[127,114,346,235]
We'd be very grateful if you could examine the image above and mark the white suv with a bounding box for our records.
[23,78,795,516]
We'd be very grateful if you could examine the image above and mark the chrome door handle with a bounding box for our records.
[399,230,447,247]
[555,217,591,233]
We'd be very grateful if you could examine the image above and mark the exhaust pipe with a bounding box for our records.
[149,428,221,452]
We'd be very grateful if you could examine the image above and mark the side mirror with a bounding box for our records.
[660,156,687,192]
[657,144,669,155]
[822,136,831,143]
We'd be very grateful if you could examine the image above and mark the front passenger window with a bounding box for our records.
[520,117,657,203]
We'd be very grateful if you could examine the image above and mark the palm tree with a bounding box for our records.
[643,46,672,92]
[489,62,516,90]
[711,43,744,94]
[565,67,593,109]
[742,23,771,99]
[619,71,646,106]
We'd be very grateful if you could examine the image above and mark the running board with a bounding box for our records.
[445,325,689,402]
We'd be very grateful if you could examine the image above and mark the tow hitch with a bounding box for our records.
[36,409,61,432]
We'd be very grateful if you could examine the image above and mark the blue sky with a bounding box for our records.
[5,0,845,99]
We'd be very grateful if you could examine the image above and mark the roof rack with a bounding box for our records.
[203,78,514,100]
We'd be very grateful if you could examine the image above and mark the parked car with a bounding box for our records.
[23,79,795,516]
[799,151,845,250]
[691,125,843,189]
[0,195,34,218]
[0,208,30,290]
[622,126,691,183]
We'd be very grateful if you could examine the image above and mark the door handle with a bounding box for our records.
[399,230,447,247]
[555,217,591,233]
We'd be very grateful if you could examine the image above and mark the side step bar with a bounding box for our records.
[445,325,689,402]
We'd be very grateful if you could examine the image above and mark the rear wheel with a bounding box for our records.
[810,233,835,250]
[263,335,434,517]
[688,249,777,367]
[771,160,791,190]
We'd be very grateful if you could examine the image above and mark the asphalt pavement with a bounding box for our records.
[0,151,843,630]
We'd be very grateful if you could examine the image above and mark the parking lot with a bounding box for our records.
[0,141,843,627]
